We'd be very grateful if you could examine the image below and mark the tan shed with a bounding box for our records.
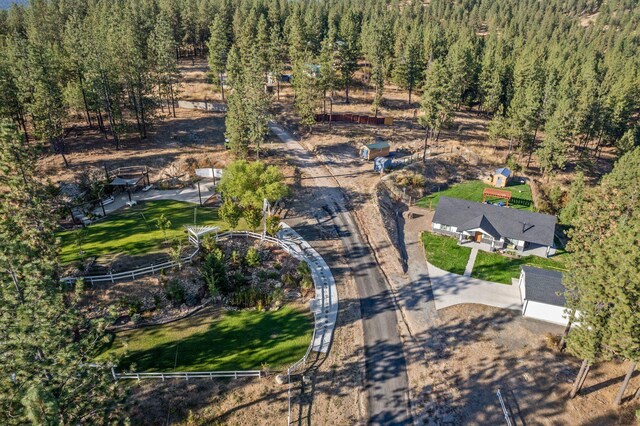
[360,141,391,160]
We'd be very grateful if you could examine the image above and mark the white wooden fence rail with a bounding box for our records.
[60,248,200,285]
[113,370,262,381]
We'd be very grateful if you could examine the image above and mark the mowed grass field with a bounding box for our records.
[421,232,472,275]
[417,180,534,211]
[57,200,230,264]
[471,250,570,284]
[102,305,313,371]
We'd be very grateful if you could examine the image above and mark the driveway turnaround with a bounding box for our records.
[427,262,523,311]
[270,123,412,425]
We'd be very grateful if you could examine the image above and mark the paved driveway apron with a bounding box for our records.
[427,263,523,311]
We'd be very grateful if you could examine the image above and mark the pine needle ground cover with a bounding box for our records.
[421,232,472,275]
[103,305,313,371]
[471,250,569,284]
[57,200,229,264]
[417,180,533,211]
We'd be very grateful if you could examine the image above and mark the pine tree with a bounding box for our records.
[267,24,285,100]
[150,13,179,117]
[0,121,124,424]
[392,27,423,104]
[292,59,321,132]
[336,10,360,104]
[445,34,478,108]
[207,14,229,101]
[419,60,454,160]
[565,147,640,400]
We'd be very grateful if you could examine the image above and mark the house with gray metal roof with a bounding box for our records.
[432,196,557,257]
[518,266,569,325]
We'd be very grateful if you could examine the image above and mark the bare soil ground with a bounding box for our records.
[177,58,224,102]
[429,304,639,425]
[39,107,229,186]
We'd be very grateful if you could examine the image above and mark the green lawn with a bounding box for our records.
[58,200,231,264]
[421,232,472,275]
[417,180,534,211]
[101,305,313,372]
[471,250,569,284]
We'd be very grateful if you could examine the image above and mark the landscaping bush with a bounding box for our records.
[266,215,282,236]
[228,287,272,309]
[244,206,262,230]
[131,313,142,325]
[230,249,240,265]
[282,273,296,287]
[164,278,185,305]
[200,234,217,255]
[245,247,261,267]
[118,296,143,316]
[220,199,242,228]
[231,271,247,286]
[297,261,314,292]
[203,251,230,295]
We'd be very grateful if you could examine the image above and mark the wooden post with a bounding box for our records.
[329,98,333,131]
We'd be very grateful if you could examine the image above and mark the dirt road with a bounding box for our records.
[270,123,412,425]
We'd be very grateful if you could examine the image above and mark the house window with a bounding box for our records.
[439,224,456,232]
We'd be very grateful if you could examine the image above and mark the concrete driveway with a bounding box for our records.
[427,262,523,311]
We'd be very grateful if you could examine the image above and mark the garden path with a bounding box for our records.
[463,248,479,277]
[91,184,216,217]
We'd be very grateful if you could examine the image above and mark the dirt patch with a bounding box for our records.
[39,108,229,186]
[418,304,640,425]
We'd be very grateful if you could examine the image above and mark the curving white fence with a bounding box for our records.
[98,226,337,387]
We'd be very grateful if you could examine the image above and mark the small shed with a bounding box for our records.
[491,167,512,188]
[360,141,390,160]
[518,266,569,325]
[373,156,392,172]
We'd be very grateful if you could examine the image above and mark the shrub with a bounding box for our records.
[395,171,426,189]
[271,288,284,304]
[297,261,314,292]
[232,271,247,286]
[266,215,282,236]
[300,275,314,292]
[200,234,217,254]
[131,313,142,324]
[228,287,271,309]
[220,200,242,228]
[282,273,296,287]
[155,213,172,243]
[118,296,142,316]
[203,252,230,295]
[245,247,261,267]
[296,261,311,278]
[230,249,240,265]
[243,206,262,230]
[164,278,185,304]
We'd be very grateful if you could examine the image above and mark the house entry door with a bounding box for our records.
[475,232,483,243]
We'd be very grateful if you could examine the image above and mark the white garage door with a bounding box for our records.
[523,301,569,325]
